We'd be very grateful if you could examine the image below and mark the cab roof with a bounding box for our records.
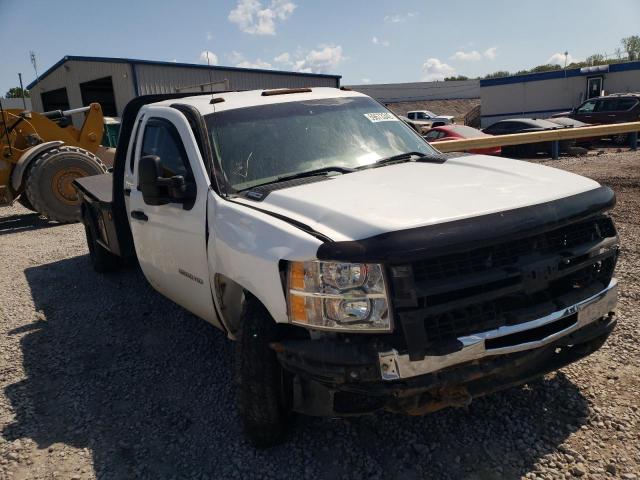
[148,87,368,116]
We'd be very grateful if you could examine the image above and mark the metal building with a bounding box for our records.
[26,55,341,119]
[347,80,480,103]
[480,61,640,127]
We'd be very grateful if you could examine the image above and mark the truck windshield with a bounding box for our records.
[205,96,439,192]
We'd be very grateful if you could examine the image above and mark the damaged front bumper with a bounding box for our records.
[272,280,618,417]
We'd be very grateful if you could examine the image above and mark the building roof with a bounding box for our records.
[479,61,640,87]
[26,55,342,90]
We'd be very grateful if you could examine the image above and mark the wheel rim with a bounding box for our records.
[51,167,88,205]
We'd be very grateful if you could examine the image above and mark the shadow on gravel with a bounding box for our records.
[0,213,61,235]
[4,255,591,479]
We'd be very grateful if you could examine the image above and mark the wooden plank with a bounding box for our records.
[433,122,640,153]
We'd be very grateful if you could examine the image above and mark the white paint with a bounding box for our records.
[128,106,217,325]
[233,155,601,242]
[122,87,603,330]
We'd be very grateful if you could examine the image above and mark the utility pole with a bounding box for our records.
[17,73,27,109]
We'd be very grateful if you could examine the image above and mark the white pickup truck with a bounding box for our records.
[75,88,619,447]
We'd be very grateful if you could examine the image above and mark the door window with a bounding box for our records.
[141,119,194,181]
[576,100,596,114]
[597,99,618,112]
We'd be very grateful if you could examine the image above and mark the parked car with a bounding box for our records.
[547,117,596,145]
[75,88,619,447]
[554,93,640,144]
[407,110,454,127]
[424,124,501,155]
[483,118,574,156]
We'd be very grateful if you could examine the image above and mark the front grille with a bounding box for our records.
[391,215,618,359]
[412,216,615,283]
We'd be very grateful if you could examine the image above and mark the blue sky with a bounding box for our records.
[1,0,639,95]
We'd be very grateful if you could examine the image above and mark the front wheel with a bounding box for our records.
[25,146,107,223]
[611,133,628,146]
[235,295,292,447]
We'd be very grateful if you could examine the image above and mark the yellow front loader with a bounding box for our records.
[0,102,109,222]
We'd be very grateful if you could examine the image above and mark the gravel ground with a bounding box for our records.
[1,149,639,480]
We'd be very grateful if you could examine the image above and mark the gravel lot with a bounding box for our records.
[1,149,639,480]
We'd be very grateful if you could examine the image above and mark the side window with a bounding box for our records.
[424,130,441,141]
[577,100,596,113]
[141,119,194,181]
[616,98,638,111]
[597,99,617,112]
[408,113,415,120]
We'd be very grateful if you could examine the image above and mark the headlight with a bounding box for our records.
[287,261,391,332]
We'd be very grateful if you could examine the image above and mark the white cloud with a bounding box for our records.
[547,52,578,66]
[199,50,219,65]
[450,50,482,61]
[384,12,417,23]
[421,58,455,81]
[361,78,371,84]
[229,51,273,69]
[450,47,498,62]
[293,45,344,73]
[274,52,292,65]
[228,0,296,35]
[206,31,213,41]
[484,46,498,60]
[371,36,390,47]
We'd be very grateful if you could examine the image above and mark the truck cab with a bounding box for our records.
[75,88,619,447]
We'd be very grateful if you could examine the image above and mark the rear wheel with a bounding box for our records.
[25,146,107,223]
[611,133,628,146]
[235,295,293,447]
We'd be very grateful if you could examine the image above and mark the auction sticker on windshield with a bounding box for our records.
[364,112,399,123]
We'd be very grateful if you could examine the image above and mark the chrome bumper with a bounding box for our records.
[379,279,618,381]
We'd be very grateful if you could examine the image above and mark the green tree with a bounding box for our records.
[444,75,470,81]
[483,70,512,79]
[5,87,30,98]
[585,54,606,66]
[622,35,640,61]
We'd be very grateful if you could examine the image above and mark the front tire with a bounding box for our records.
[25,146,107,223]
[235,295,292,447]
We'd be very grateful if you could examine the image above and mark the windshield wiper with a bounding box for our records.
[358,151,445,170]
[237,166,354,192]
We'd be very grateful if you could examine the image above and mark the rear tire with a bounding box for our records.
[611,133,628,146]
[25,146,107,223]
[82,209,119,273]
[235,295,292,447]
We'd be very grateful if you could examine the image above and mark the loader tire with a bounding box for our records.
[235,295,293,448]
[17,193,36,212]
[25,146,107,223]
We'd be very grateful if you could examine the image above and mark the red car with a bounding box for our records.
[424,124,502,155]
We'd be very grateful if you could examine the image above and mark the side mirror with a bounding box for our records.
[138,155,196,206]
[138,155,170,205]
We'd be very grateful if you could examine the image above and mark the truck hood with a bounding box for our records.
[235,154,601,242]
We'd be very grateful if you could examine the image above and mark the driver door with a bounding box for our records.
[129,107,216,323]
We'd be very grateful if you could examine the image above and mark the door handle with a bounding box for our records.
[131,210,148,222]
